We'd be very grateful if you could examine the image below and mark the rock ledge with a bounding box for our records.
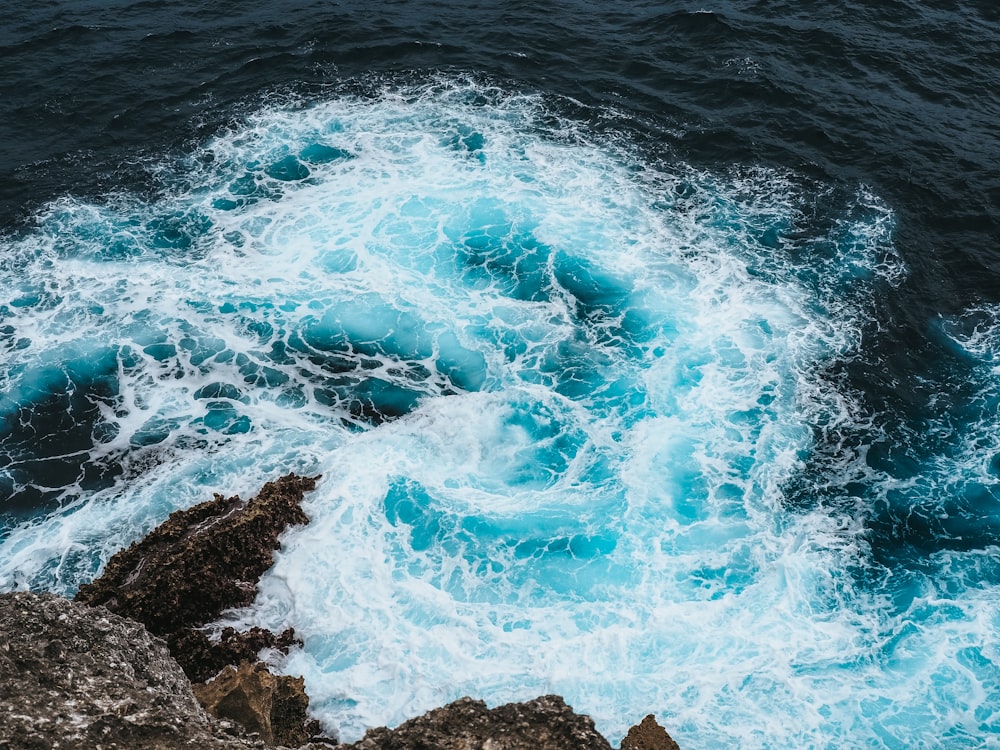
[3,475,684,750]
[0,591,264,749]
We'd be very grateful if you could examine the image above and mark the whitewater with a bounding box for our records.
[1,78,998,748]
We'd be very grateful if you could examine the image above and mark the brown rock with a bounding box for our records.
[194,661,320,748]
[75,473,319,637]
[60,473,680,750]
[169,625,302,683]
[620,714,681,750]
[72,473,324,745]
[340,695,613,750]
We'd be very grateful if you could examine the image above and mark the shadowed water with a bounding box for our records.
[1,2,999,748]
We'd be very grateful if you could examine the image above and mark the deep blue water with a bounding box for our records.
[1,1,999,747]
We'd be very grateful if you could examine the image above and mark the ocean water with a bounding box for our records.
[1,1,999,747]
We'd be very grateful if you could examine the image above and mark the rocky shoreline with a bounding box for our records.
[0,475,681,750]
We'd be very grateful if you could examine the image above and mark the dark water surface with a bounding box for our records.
[1,1,999,746]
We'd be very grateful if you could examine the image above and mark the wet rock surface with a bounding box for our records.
[74,473,318,640]
[0,591,261,750]
[0,590,682,750]
[3,474,683,749]
[72,473,325,745]
[170,626,301,684]
[337,695,614,750]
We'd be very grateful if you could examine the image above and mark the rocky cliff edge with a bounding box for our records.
[1,474,682,750]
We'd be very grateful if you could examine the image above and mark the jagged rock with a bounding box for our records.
[11,472,685,750]
[169,626,301,683]
[339,695,613,750]
[620,714,681,750]
[75,473,319,637]
[0,591,266,750]
[193,661,320,748]
[72,473,324,744]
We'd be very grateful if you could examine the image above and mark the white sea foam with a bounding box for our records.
[2,77,997,747]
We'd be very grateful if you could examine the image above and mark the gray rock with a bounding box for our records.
[0,591,684,750]
[0,591,266,750]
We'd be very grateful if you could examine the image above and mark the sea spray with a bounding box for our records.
[2,78,996,747]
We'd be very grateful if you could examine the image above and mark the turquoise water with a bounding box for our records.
[1,79,998,747]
